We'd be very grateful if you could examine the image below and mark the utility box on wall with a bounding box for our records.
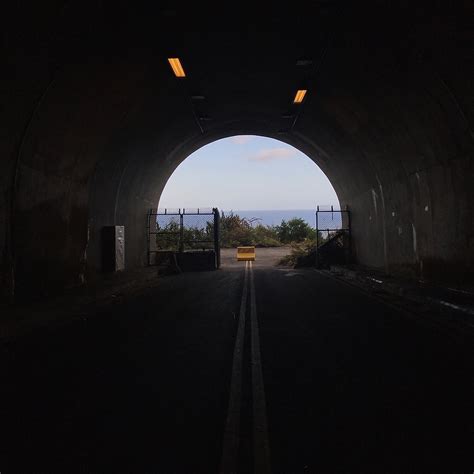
[102,226,125,272]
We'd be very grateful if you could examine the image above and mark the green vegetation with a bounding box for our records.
[220,212,281,248]
[155,212,319,250]
[275,217,316,243]
[220,212,316,248]
[155,219,215,251]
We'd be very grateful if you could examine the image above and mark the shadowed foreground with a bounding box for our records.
[1,252,472,472]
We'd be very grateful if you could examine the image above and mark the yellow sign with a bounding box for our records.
[236,246,256,261]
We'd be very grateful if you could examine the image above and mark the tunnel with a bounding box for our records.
[2,1,473,300]
[1,2,474,473]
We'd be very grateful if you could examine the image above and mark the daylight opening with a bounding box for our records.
[159,135,340,225]
[150,136,348,268]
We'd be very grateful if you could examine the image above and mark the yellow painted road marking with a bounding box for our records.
[220,261,271,473]
[249,261,271,474]
[220,261,248,473]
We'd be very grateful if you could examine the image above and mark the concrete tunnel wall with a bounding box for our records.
[1,2,473,302]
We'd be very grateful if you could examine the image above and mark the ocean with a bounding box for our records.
[222,209,340,227]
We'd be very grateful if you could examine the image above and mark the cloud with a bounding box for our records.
[230,135,254,145]
[247,147,297,162]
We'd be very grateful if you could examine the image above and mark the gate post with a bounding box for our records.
[213,208,221,269]
[146,209,151,266]
[179,210,184,253]
[146,209,155,266]
[315,206,319,267]
[346,206,352,263]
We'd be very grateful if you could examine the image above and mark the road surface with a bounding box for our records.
[1,249,472,473]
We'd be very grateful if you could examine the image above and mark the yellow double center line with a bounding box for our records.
[220,261,271,474]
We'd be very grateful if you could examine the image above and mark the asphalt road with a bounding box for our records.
[1,250,473,473]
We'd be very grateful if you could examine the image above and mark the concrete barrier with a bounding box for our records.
[236,246,256,261]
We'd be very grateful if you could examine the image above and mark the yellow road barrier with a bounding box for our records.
[236,246,256,261]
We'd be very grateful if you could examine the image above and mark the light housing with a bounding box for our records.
[168,58,186,77]
[293,89,307,103]
[296,59,313,66]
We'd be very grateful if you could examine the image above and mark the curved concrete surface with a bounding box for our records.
[1,2,474,300]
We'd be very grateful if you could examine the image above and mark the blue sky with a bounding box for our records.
[158,135,339,210]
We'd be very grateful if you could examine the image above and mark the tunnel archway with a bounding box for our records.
[2,2,473,301]
[86,129,346,283]
[3,5,474,473]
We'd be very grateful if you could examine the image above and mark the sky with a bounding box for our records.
[158,135,339,210]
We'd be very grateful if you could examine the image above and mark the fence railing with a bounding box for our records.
[315,205,351,266]
[147,208,220,267]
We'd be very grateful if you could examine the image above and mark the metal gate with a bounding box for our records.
[315,205,351,267]
[147,208,220,268]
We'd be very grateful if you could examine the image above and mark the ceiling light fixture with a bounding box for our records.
[293,89,307,104]
[168,58,186,77]
[296,59,313,66]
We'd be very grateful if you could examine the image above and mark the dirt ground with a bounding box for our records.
[220,246,292,269]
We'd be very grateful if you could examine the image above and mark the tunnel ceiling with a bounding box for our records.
[2,1,474,298]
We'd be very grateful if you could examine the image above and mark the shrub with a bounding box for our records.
[251,224,282,247]
[275,218,316,243]
[277,239,317,266]
[220,212,254,247]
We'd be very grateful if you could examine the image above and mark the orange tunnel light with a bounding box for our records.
[168,58,186,77]
[293,89,307,103]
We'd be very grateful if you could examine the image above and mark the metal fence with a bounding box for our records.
[315,205,351,266]
[147,208,220,266]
